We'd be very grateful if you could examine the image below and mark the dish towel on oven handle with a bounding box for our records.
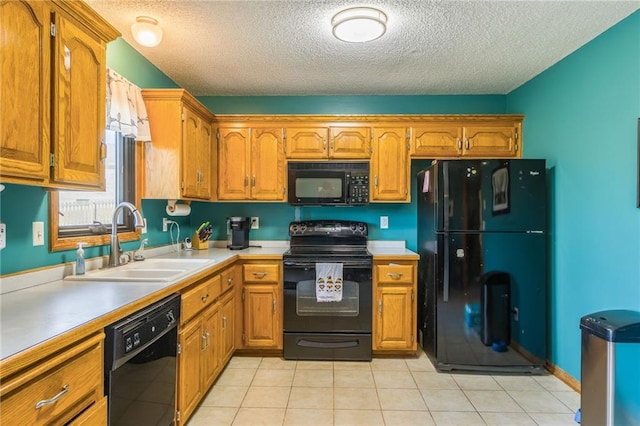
[316,263,343,302]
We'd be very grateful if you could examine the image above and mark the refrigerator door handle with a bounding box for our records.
[442,162,450,230]
[443,236,449,302]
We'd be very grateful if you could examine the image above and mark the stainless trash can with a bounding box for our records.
[580,310,640,426]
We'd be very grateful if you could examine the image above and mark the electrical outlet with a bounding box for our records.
[162,217,170,232]
[380,216,389,229]
[0,223,5,250]
[32,221,44,246]
[251,217,259,229]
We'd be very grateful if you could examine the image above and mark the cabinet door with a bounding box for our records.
[181,108,201,198]
[219,291,235,364]
[218,127,250,199]
[202,304,220,389]
[375,285,414,350]
[285,127,328,158]
[178,319,204,423]
[411,124,462,157]
[0,0,50,182]
[463,123,519,157]
[198,119,213,199]
[51,11,106,189]
[250,128,285,200]
[329,127,371,159]
[371,127,410,202]
[243,285,279,348]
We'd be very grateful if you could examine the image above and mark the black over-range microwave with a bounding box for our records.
[287,162,370,206]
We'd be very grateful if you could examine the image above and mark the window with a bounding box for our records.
[49,130,142,251]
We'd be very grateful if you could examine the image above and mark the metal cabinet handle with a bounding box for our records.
[222,315,227,329]
[323,138,326,151]
[457,138,462,150]
[252,176,256,187]
[205,331,211,348]
[244,175,249,187]
[253,272,268,279]
[201,294,209,303]
[36,385,69,409]
[273,298,277,314]
[465,138,469,150]
[201,333,207,351]
[374,176,379,187]
[227,277,233,286]
[387,272,403,280]
[378,300,382,313]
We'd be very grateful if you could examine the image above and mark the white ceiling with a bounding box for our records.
[87,0,639,96]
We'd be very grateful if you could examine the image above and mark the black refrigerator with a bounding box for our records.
[417,159,547,373]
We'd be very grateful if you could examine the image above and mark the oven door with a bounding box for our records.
[283,259,372,333]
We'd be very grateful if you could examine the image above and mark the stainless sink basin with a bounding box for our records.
[64,257,213,282]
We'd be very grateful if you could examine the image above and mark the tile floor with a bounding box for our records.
[186,350,580,426]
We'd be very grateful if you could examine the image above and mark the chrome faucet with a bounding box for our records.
[108,202,145,267]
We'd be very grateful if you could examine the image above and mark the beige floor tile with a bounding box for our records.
[464,390,523,412]
[507,391,572,413]
[216,368,257,387]
[283,408,333,426]
[420,389,475,412]
[334,369,375,388]
[260,357,297,370]
[527,412,578,425]
[453,374,501,390]
[334,409,384,426]
[405,355,436,372]
[227,356,263,369]
[492,375,545,391]
[377,388,428,411]
[551,391,581,411]
[333,361,371,370]
[372,370,417,389]
[232,407,286,426]
[187,406,238,426]
[382,410,435,426]
[430,411,486,425]
[252,369,296,387]
[534,375,576,392]
[296,360,333,370]
[334,387,380,410]
[412,371,459,390]
[288,387,334,409]
[370,358,409,371]
[200,385,248,407]
[479,412,536,425]
[293,369,334,387]
[242,386,291,408]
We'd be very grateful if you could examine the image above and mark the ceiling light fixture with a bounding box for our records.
[331,7,387,43]
[131,16,163,47]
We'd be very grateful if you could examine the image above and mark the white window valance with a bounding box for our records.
[106,68,151,142]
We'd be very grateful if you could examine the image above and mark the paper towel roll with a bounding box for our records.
[166,204,191,216]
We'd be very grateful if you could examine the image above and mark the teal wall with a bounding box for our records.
[506,10,640,389]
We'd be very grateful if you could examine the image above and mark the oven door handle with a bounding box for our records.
[296,339,359,349]
[283,260,372,268]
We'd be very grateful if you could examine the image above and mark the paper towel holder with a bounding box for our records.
[166,199,191,216]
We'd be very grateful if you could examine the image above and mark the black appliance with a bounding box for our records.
[104,294,181,425]
[227,216,251,250]
[283,220,373,361]
[287,162,369,206]
[417,159,547,372]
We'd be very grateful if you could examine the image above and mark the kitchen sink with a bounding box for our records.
[64,257,214,282]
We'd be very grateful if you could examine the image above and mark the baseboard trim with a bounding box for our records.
[545,360,581,393]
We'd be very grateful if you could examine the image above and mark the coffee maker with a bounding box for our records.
[227,217,251,250]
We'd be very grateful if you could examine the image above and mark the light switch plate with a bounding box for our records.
[380,216,389,229]
[0,223,5,250]
[32,221,44,246]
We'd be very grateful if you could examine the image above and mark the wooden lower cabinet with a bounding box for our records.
[219,290,235,364]
[373,260,418,353]
[243,284,281,349]
[0,332,105,425]
[178,316,206,422]
[69,396,107,425]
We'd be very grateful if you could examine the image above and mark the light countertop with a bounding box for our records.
[0,241,417,361]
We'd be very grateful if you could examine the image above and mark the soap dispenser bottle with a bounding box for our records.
[76,242,86,275]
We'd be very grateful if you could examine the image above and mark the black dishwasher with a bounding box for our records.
[104,293,181,426]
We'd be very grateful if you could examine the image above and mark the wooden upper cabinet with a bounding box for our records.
[0,0,118,189]
[371,127,410,202]
[217,126,285,201]
[329,126,371,159]
[463,122,520,157]
[142,89,215,200]
[411,118,522,159]
[285,127,328,158]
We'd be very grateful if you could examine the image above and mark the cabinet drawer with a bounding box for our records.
[376,264,414,284]
[220,267,236,294]
[1,335,103,426]
[182,274,222,323]
[69,396,107,425]
[243,264,279,283]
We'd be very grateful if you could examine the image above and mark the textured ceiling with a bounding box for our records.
[87,0,639,96]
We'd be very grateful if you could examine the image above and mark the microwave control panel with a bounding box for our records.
[349,172,369,204]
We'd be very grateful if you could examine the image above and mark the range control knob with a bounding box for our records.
[350,223,357,232]
[166,310,175,324]
[291,224,299,234]
[358,223,366,233]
